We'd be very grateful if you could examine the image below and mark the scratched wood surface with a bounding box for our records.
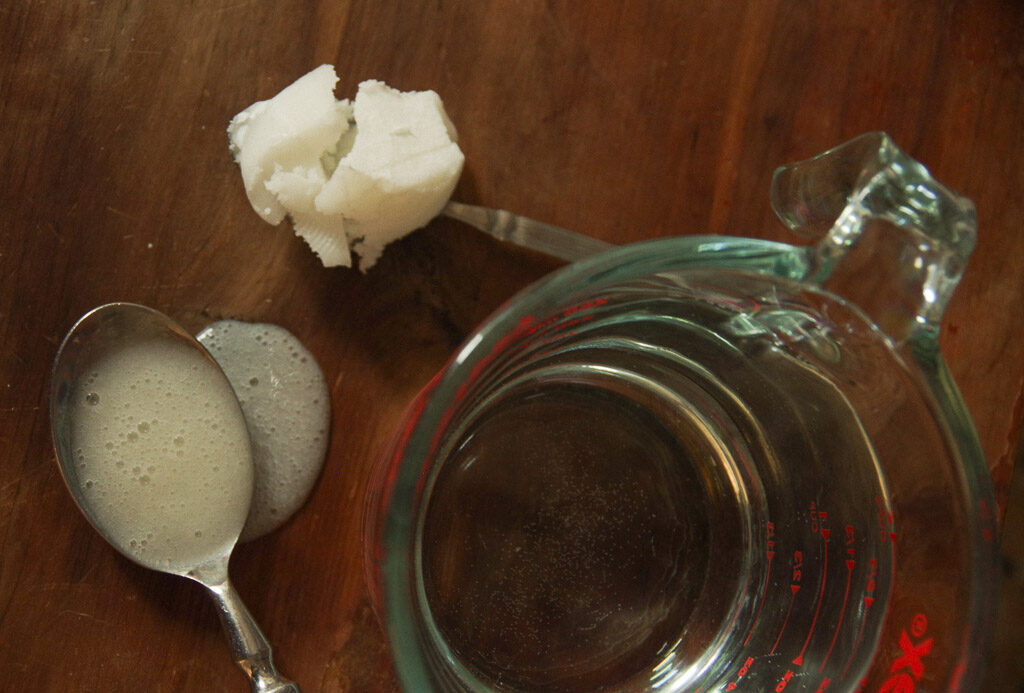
[1,1,1022,691]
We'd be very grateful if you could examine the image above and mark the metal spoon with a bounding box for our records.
[442,201,614,262]
[49,302,300,693]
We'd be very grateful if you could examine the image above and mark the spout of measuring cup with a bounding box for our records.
[769,132,977,345]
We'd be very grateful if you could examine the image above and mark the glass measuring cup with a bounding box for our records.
[364,133,999,692]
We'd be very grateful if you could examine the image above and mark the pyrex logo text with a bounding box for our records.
[877,613,932,693]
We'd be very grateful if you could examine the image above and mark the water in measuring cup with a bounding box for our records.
[421,287,896,692]
[422,381,718,691]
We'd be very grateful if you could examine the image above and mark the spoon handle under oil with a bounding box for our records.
[443,200,613,262]
[205,577,301,693]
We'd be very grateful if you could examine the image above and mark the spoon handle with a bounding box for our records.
[205,577,301,692]
[443,201,614,262]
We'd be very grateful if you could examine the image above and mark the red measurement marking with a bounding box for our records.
[775,669,795,691]
[744,547,774,647]
[841,596,876,680]
[725,656,755,690]
[841,555,878,681]
[819,558,855,673]
[793,528,829,666]
[771,582,800,654]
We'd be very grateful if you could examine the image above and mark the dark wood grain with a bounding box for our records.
[1,1,1021,691]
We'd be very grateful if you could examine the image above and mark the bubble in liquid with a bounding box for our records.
[85,392,100,406]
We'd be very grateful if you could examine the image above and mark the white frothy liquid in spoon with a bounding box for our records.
[71,338,254,573]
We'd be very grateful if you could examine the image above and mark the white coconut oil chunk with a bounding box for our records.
[227,64,464,270]
[198,320,331,542]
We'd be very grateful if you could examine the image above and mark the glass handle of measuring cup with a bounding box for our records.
[769,132,977,346]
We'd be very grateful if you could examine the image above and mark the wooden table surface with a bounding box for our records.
[2,1,1022,691]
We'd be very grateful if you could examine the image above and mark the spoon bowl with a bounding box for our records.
[50,302,300,693]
